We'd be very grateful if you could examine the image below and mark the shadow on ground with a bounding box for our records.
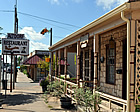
[2,93,41,106]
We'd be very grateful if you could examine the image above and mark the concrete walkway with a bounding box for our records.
[0,71,77,112]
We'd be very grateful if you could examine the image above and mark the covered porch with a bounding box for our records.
[49,1,140,111]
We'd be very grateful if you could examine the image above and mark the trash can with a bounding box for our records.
[2,80,8,90]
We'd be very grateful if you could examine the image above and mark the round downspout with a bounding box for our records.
[121,11,130,112]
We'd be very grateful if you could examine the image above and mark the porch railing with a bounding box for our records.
[97,91,127,112]
[49,75,127,111]
[51,75,78,101]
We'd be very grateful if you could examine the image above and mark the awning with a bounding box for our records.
[23,55,43,65]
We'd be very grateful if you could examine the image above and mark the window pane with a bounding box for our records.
[110,48,114,56]
[85,60,89,67]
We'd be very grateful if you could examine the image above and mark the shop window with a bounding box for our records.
[106,37,116,84]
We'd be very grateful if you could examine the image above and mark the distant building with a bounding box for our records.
[23,50,49,81]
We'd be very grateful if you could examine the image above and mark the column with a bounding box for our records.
[129,20,135,111]
[58,50,61,78]
[55,51,58,77]
[94,35,99,89]
[89,47,92,81]
[64,47,67,79]
[83,49,85,80]
[77,41,81,87]
[51,52,53,77]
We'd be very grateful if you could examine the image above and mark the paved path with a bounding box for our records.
[0,71,77,112]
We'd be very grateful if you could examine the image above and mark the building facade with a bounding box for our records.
[49,1,140,111]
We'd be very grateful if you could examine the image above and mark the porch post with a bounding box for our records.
[83,49,85,81]
[55,51,58,77]
[58,50,61,78]
[94,35,99,89]
[129,20,135,111]
[89,46,92,81]
[51,51,53,78]
[64,47,67,79]
[77,41,81,87]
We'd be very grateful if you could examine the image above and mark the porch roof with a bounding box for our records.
[49,2,131,50]
[23,55,43,65]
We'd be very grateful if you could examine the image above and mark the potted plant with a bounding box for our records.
[39,76,49,92]
[74,86,101,112]
[47,80,72,108]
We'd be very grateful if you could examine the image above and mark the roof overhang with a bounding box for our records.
[49,2,131,50]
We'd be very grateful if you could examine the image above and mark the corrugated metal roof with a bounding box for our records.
[23,55,43,65]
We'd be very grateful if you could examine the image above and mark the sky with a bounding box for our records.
[0,0,128,62]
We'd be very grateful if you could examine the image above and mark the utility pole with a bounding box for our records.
[10,0,18,92]
[14,0,18,89]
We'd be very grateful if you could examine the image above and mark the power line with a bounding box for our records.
[24,16,74,31]
[18,11,80,28]
[0,10,80,30]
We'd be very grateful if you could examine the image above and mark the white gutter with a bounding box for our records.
[121,11,130,112]
[49,2,130,50]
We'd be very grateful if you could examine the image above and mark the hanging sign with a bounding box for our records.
[2,38,29,55]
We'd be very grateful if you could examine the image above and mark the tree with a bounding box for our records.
[37,56,50,77]
[0,27,3,35]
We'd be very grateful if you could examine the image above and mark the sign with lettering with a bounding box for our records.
[7,33,25,39]
[2,38,29,55]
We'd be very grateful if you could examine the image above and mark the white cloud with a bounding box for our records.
[96,0,128,10]
[19,27,45,41]
[48,0,60,4]
[19,27,49,53]
[30,41,50,52]
[72,0,83,3]
[48,0,83,4]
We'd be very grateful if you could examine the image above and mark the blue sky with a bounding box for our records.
[0,0,128,54]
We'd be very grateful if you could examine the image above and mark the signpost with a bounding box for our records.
[2,33,29,92]
[2,38,29,55]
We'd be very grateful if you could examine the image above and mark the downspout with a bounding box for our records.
[121,11,130,112]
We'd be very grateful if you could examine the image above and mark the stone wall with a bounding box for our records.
[99,24,127,98]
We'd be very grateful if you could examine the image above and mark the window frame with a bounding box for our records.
[106,39,116,84]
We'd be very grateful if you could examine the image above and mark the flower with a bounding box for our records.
[39,77,49,86]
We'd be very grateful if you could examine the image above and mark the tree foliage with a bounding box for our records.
[37,56,49,71]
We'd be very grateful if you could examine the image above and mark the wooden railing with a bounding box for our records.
[51,75,78,101]
[97,91,127,112]
[49,75,127,111]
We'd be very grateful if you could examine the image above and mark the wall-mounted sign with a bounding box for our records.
[80,33,89,48]
[2,38,29,55]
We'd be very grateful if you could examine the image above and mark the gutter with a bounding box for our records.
[49,2,130,50]
[121,11,130,112]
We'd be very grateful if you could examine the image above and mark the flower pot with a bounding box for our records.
[60,96,72,108]
[42,85,47,92]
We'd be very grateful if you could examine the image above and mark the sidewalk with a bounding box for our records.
[0,71,77,112]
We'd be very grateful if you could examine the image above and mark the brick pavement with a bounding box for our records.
[0,70,77,112]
